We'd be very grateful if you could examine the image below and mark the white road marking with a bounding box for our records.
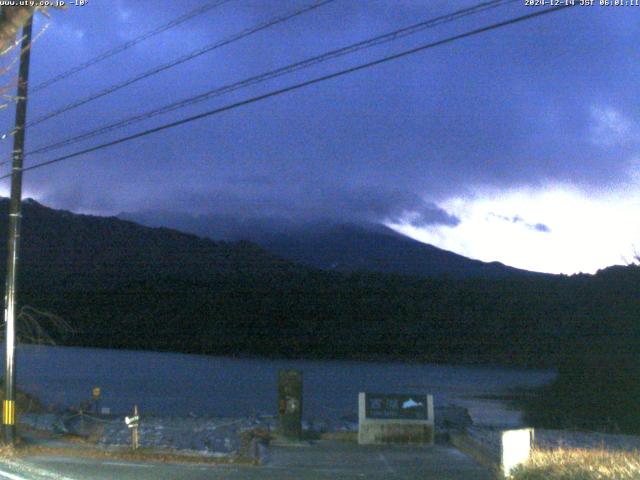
[2,460,78,480]
[0,468,28,480]
[101,461,152,468]
[24,458,78,465]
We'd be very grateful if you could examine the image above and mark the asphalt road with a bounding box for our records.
[0,441,493,479]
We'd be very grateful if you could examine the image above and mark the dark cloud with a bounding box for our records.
[406,206,459,228]
[337,187,460,227]
[489,213,551,234]
[533,223,551,233]
[38,182,117,214]
[2,1,636,226]
[151,184,458,229]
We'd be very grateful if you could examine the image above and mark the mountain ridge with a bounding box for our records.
[117,210,550,280]
[2,198,637,435]
[0,197,636,372]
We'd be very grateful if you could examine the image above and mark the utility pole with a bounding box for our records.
[3,12,33,445]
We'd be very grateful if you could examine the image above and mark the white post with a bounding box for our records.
[501,428,534,477]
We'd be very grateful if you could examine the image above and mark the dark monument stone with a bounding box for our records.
[278,370,303,440]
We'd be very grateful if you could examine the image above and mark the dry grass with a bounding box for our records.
[510,448,640,480]
[8,427,259,466]
[320,431,358,442]
[20,444,259,466]
[0,444,17,460]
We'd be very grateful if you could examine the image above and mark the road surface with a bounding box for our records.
[0,441,493,479]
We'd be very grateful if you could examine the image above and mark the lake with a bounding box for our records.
[10,345,554,427]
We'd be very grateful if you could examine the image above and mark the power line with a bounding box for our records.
[23,0,335,129]
[0,20,50,113]
[30,0,235,94]
[0,5,572,182]
[27,0,517,157]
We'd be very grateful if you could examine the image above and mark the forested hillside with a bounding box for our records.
[0,199,636,371]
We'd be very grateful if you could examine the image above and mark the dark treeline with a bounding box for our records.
[2,199,639,432]
[22,268,638,368]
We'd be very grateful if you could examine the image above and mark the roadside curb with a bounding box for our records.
[450,428,535,479]
[16,431,257,467]
[449,432,500,479]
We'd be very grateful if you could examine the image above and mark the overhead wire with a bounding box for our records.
[0,1,233,151]
[0,4,573,181]
[0,19,51,170]
[29,0,236,93]
[0,21,50,114]
[22,0,335,129]
[27,0,518,157]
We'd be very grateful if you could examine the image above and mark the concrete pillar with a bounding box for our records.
[278,370,303,440]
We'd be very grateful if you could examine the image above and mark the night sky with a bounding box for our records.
[0,0,638,274]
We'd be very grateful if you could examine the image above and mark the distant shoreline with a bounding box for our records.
[17,341,559,372]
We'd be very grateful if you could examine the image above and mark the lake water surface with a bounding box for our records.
[11,345,555,428]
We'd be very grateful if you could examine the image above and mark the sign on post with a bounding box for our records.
[125,415,139,428]
[125,405,140,449]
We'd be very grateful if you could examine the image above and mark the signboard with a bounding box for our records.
[125,415,139,428]
[364,393,430,420]
[358,392,434,445]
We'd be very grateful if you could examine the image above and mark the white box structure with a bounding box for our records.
[501,428,534,477]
